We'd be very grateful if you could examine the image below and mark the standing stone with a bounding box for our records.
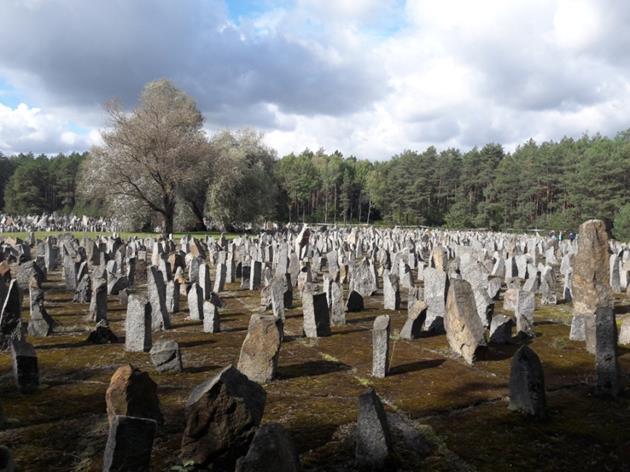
[383,271,400,311]
[355,389,393,470]
[302,291,331,338]
[400,300,427,340]
[372,315,391,378]
[166,279,180,314]
[515,290,536,337]
[431,246,448,271]
[508,345,546,418]
[237,314,283,383]
[444,279,486,365]
[226,254,236,283]
[147,266,170,330]
[214,263,226,293]
[181,365,266,469]
[595,306,623,397]
[288,254,300,288]
[610,254,621,293]
[103,415,157,472]
[107,274,128,296]
[0,279,21,350]
[503,287,519,312]
[203,300,221,333]
[11,339,38,393]
[199,263,212,300]
[125,294,152,352]
[351,258,377,297]
[270,275,291,321]
[249,261,262,290]
[346,290,364,312]
[27,287,56,337]
[327,278,345,326]
[423,268,447,333]
[105,364,163,426]
[572,219,613,315]
[187,283,204,321]
[618,317,630,345]
[86,320,118,344]
[89,274,108,323]
[150,340,183,373]
[73,273,91,303]
[489,315,514,344]
[63,254,79,290]
[539,265,557,305]
[235,423,300,472]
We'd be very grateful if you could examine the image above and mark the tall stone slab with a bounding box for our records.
[372,315,391,378]
[237,314,283,383]
[125,294,152,352]
[572,219,613,316]
[302,291,331,338]
[147,266,170,330]
[444,279,486,365]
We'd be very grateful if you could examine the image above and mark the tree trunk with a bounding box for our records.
[189,201,206,230]
[163,212,174,238]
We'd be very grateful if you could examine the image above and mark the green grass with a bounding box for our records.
[0,230,239,241]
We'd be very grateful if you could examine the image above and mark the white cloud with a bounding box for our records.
[0,102,92,154]
[1,0,630,159]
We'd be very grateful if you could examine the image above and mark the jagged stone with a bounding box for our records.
[444,279,486,365]
[237,314,283,383]
[105,364,163,426]
[400,300,427,340]
[235,423,300,472]
[509,345,546,418]
[150,340,183,373]
[180,365,266,469]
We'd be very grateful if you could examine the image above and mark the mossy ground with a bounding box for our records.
[1,270,629,471]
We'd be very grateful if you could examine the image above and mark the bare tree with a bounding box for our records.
[84,79,209,235]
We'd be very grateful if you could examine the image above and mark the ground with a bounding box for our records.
[1,269,629,471]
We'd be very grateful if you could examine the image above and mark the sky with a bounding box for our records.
[0,0,629,160]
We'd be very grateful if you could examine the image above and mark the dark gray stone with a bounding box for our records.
[595,306,623,397]
[509,345,546,418]
[11,339,38,393]
[400,300,427,340]
[181,365,266,469]
[302,291,330,338]
[235,423,300,472]
[150,340,183,373]
[355,389,393,470]
[489,315,514,344]
[346,290,364,312]
[103,415,157,472]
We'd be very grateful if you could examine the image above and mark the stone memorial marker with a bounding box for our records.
[509,345,546,418]
[237,314,283,383]
[444,279,486,365]
[125,294,152,352]
[302,291,331,338]
[355,388,393,470]
[372,315,391,378]
[103,415,157,472]
[180,365,266,469]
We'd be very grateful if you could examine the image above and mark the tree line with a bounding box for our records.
[0,80,629,239]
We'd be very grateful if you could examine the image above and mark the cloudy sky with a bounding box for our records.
[0,0,628,160]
